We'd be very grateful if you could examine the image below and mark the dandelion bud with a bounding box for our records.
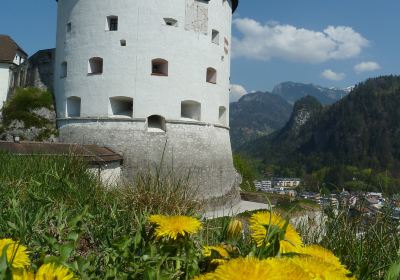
[227,219,243,240]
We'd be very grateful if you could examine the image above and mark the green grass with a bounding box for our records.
[0,152,202,279]
[1,153,399,279]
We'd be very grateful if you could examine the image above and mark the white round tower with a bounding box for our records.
[54,0,240,206]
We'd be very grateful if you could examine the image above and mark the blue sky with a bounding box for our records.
[1,0,399,95]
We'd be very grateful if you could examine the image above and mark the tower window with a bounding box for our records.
[106,16,118,31]
[181,100,201,121]
[212,29,220,45]
[152,59,168,76]
[60,61,67,78]
[219,106,227,126]
[147,115,166,132]
[206,67,217,84]
[88,57,103,75]
[109,97,133,118]
[120,39,126,46]
[66,22,72,33]
[164,18,178,27]
[67,96,81,117]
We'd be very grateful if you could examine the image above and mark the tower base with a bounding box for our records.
[58,118,241,208]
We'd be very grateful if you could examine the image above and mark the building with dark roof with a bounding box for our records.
[0,35,28,108]
[0,140,123,185]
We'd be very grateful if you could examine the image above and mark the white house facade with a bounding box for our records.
[0,35,28,108]
[0,64,9,106]
[54,0,240,206]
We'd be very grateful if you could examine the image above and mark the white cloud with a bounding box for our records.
[232,18,369,63]
[230,84,247,103]
[321,69,345,81]
[354,61,381,74]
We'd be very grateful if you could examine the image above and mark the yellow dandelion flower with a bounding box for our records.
[249,211,303,253]
[148,215,164,224]
[12,270,35,280]
[226,219,243,240]
[203,245,230,259]
[0,239,30,269]
[192,273,215,280]
[291,256,353,279]
[213,258,270,280]
[262,257,313,280]
[35,263,76,280]
[148,215,202,240]
[211,257,310,280]
[301,245,351,275]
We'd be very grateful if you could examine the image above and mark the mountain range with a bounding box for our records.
[271,81,348,105]
[229,82,350,150]
[238,75,400,176]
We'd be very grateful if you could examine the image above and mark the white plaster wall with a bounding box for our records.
[54,0,233,126]
[0,64,11,108]
[88,162,122,187]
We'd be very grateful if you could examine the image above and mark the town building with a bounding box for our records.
[0,35,28,108]
[273,177,301,188]
[53,0,240,207]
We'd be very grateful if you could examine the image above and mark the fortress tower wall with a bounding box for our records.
[54,0,240,206]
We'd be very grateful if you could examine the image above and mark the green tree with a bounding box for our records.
[233,154,256,191]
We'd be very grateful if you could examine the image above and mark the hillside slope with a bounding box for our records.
[229,91,292,149]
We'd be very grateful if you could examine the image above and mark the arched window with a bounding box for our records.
[88,57,103,74]
[67,96,81,117]
[106,16,118,31]
[147,115,166,132]
[181,100,201,121]
[109,96,133,118]
[152,59,168,76]
[60,61,67,78]
[219,106,227,126]
[206,67,217,84]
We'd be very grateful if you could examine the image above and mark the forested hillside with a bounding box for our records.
[240,76,400,192]
[229,91,292,149]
